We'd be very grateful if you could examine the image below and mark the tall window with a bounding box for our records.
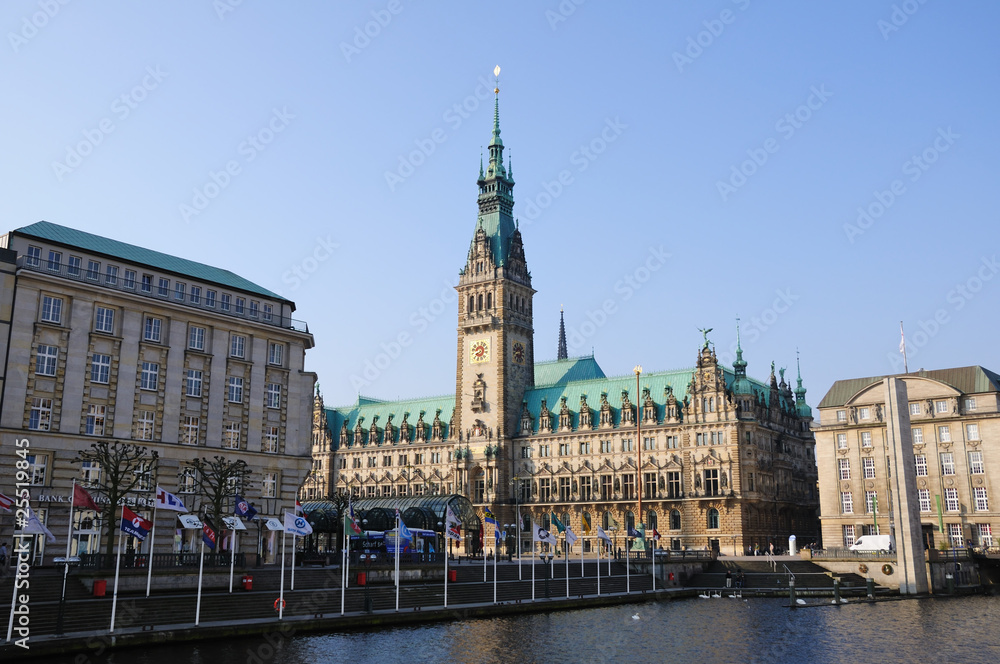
[228,377,244,403]
[974,487,989,512]
[643,437,656,451]
[221,293,231,311]
[704,469,720,496]
[86,405,106,436]
[249,301,259,318]
[865,491,879,514]
[35,344,58,376]
[263,472,277,498]
[268,342,284,366]
[966,423,980,440]
[141,274,152,293]
[538,478,550,501]
[838,458,851,480]
[914,454,927,477]
[182,416,200,445]
[969,451,985,475]
[938,426,951,442]
[157,277,169,296]
[666,436,679,449]
[266,383,281,409]
[842,525,856,548]
[94,306,115,333]
[670,509,681,530]
[140,362,159,391]
[144,317,162,342]
[263,303,273,321]
[68,256,82,276]
[80,460,101,486]
[123,269,136,289]
[940,453,955,476]
[235,297,245,315]
[105,265,118,285]
[188,326,206,351]
[263,426,279,453]
[600,440,612,454]
[186,370,203,397]
[47,250,61,271]
[836,433,847,449]
[978,524,993,548]
[190,286,201,304]
[948,523,963,548]
[707,508,719,530]
[136,411,155,441]
[600,475,613,500]
[134,462,153,492]
[223,422,241,449]
[579,476,591,501]
[179,467,196,493]
[911,428,923,444]
[205,290,217,307]
[86,260,100,280]
[579,441,592,455]
[621,438,634,452]
[27,454,48,485]
[559,476,571,501]
[944,488,959,512]
[840,491,854,514]
[174,282,185,300]
[860,431,872,447]
[863,457,876,479]
[643,472,656,499]
[230,334,246,358]
[667,472,681,499]
[622,474,635,500]
[41,295,63,323]
[25,246,41,266]
[918,489,931,512]
[28,398,52,430]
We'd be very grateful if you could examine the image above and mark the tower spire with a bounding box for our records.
[557,306,568,360]
[794,349,811,417]
[733,317,747,375]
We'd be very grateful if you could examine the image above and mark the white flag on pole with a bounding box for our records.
[565,526,578,548]
[899,322,906,355]
[532,523,557,546]
[445,506,462,541]
[597,526,612,545]
[22,505,56,543]
[283,512,313,536]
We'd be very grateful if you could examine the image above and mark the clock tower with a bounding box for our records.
[454,78,534,507]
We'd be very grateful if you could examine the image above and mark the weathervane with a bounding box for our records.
[494,65,500,94]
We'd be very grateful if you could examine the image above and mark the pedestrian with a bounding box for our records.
[738,570,746,588]
[0,542,7,577]
[725,570,732,588]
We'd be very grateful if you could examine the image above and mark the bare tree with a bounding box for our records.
[75,442,159,555]
[188,455,252,529]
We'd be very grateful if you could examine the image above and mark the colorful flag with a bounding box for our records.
[627,524,641,538]
[120,506,152,541]
[532,523,557,546]
[445,506,462,541]
[74,483,102,512]
[22,505,56,543]
[284,511,313,536]
[565,526,578,548]
[348,497,362,535]
[396,509,412,539]
[155,485,188,513]
[484,506,497,527]
[899,322,906,355]
[295,499,303,515]
[234,495,257,519]
[550,512,566,533]
[597,526,612,545]
[653,528,661,541]
[495,528,503,544]
[581,512,591,535]
[202,519,217,549]
[0,491,15,512]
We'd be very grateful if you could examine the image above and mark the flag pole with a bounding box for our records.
[340,513,346,616]
[394,510,400,612]
[444,535,449,608]
[626,538,631,594]
[57,478,77,634]
[290,529,296,592]
[531,537,535,602]
[195,536,206,626]
[580,534,584,578]
[110,507,124,633]
[517,512,522,580]
[493,529,497,604]
[565,539,569,598]
[651,536,656,591]
[228,527,236,593]
[145,503,157,598]
[900,321,909,373]
[596,537,601,596]
[279,529,286,620]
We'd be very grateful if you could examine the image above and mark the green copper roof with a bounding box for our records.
[534,355,606,386]
[13,221,287,301]
[818,365,1000,409]
[326,393,456,450]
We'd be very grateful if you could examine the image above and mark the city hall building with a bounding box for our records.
[309,93,819,555]
[0,222,315,563]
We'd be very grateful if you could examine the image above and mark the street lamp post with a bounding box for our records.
[360,518,373,613]
[509,476,523,579]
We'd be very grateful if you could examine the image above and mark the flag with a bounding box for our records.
[74,483,102,512]
[550,512,566,533]
[155,485,188,513]
[295,499,303,515]
[395,509,412,539]
[581,512,591,535]
[532,523,557,546]
[653,528,661,541]
[202,519,217,549]
[628,524,641,538]
[445,506,461,541]
[0,491,15,512]
[22,505,56,543]
[348,497,363,535]
[234,495,257,519]
[565,526,578,548]
[120,506,152,542]
[899,322,906,355]
[597,526,612,545]
[495,528,503,544]
[484,506,497,527]
[284,511,313,536]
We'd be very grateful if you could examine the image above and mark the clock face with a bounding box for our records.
[512,340,525,365]
[470,339,490,364]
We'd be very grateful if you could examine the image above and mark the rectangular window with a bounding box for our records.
[123,269,136,289]
[747,472,755,491]
[865,491,879,514]
[268,343,284,366]
[969,451,985,475]
[190,286,201,304]
[86,260,100,280]
[909,403,921,416]
[35,344,58,376]
[263,426,279,453]
[41,295,63,323]
[266,383,281,409]
[80,460,101,486]
[966,423,980,440]
[144,317,162,342]
[47,250,61,271]
[838,458,851,480]
[948,523,963,548]
[25,246,41,267]
[861,431,872,447]
[136,410,154,441]
[601,475,613,500]
[230,334,246,358]
[558,443,570,456]
[666,435,679,449]
[520,446,531,459]
[221,293,231,311]
[91,353,111,384]
[228,377,244,403]
[263,304,273,321]
[918,489,931,512]
[703,469,719,497]
[174,282,185,300]
[667,472,681,498]
[965,398,977,411]
[622,474,635,500]
[840,491,854,514]
[559,476,571,501]
[940,452,955,476]
[141,274,152,293]
[157,277,169,297]
[935,400,948,413]
[945,488,960,512]
[94,306,115,333]
[579,476,591,501]
[974,487,989,512]
[938,426,951,442]
[836,433,847,449]
[539,478,551,501]
[205,290,216,308]
[600,440,612,454]
[186,370,203,397]
[249,301,259,318]
[911,428,923,444]
[68,255,82,276]
[86,405,106,436]
[914,454,927,477]
[621,438,634,452]
[140,362,159,391]
[842,525,856,548]
[579,441,591,455]
[182,416,200,445]
[188,325,206,350]
[859,407,870,420]
[223,422,241,449]
[643,472,656,499]
[863,457,876,479]
[263,472,277,498]
[105,265,118,285]
[27,454,47,485]
[235,297,245,315]
[28,398,52,431]
[643,436,656,451]
[179,467,196,493]
[696,432,705,446]
[836,410,847,422]
[979,524,993,548]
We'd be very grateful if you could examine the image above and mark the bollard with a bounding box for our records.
[945,573,954,595]
[866,577,875,600]
[833,578,841,605]
[789,577,796,609]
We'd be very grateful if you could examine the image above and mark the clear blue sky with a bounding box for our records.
[3,1,997,408]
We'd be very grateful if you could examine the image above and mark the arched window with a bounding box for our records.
[523,513,532,530]
[486,292,492,309]
[707,508,719,530]
[582,511,592,533]
[477,294,483,311]
[561,512,571,528]
[468,295,474,313]
[602,511,613,530]
[670,509,681,530]
[541,513,550,530]
[625,510,635,533]
[647,510,658,532]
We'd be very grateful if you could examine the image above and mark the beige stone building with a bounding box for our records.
[816,367,1000,551]
[0,222,315,563]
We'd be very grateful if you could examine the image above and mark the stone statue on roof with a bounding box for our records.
[699,327,713,348]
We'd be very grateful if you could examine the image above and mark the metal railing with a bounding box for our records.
[79,552,246,569]
[17,256,309,333]
[814,548,896,561]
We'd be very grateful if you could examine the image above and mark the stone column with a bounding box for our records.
[884,377,928,594]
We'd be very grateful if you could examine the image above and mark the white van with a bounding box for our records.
[849,535,893,552]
